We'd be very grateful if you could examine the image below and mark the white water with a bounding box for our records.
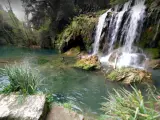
[108,1,131,52]
[123,0,146,52]
[94,0,147,69]
[93,9,111,55]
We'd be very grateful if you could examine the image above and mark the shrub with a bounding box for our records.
[0,62,42,95]
[101,87,160,120]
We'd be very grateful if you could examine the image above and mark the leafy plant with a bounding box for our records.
[0,62,43,95]
[101,87,160,120]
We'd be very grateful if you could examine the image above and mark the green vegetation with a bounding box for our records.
[145,48,159,59]
[57,15,98,52]
[74,55,100,71]
[0,62,42,95]
[101,87,160,120]
[63,102,73,110]
[106,67,152,84]
[109,0,128,6]
[35,57,50,65]
[0,8,38,47]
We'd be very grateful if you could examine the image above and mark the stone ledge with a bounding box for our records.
[0,94,47,120]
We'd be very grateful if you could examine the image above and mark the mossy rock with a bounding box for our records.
[56,14,98,53]
[106,67,152,84]
[74,55,100,71]
[64,47,81,56]
[146,59,160,69]
[145,48,160,59]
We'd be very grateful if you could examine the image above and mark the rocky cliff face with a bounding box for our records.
[139,0,160,58]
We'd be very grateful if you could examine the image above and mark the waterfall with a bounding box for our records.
[93,9,111,55]
[108,1,131,52]
[93,0,147,69]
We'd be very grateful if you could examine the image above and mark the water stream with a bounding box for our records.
[93,0,148,69]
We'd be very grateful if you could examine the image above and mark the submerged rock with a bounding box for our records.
[74,55,100,71]
[106,67,152,84]
[0,94,47,120]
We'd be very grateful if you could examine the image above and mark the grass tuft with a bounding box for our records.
[101,87,160,120]
[0,62,43,95]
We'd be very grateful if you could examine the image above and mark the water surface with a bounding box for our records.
[0,46,159,116]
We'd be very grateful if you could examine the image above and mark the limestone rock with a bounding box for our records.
[0,94,47,120]
[146,59,160,69]
[74,55,100,71]
[106,67,152,84]
[47,105,84,120]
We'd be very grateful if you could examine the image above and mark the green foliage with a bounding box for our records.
[0,85,13,94]
[0,8,39,47]
[0,62,43,95]
[38,18,51,32]
[57,15,97,51]
[101,87,160,120]
[46,94,55,108]
[139,26,157,48]
[63,102,73,110]
[145,48,160,59]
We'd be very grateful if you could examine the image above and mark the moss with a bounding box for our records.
[145,48,160,59]
[139,26,157,48]
[74,61,97,71]
[56,14,98,52]
[106,67,152,84]
[37,58,50,65]
[74,55,100,71]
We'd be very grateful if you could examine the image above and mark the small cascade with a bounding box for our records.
[93,0,148,69]
[108,1,131,52]
[93,9,111,55]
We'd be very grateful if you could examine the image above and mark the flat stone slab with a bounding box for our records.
[47,105,84,120]
[0,94,47,120]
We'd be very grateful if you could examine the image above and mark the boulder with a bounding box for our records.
[64,47,81,56]
[47,105,84,120]
[106,67,152,84]
[146,59,160,69]
[0,94,47,120]
[74,55,100,71]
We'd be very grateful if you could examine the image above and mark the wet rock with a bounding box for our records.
[74,55,100,71]
[0,94,47,120]
[64,47,81,56]
[106,67,152,84]
[146,59,160,69]
[47,105,84,120]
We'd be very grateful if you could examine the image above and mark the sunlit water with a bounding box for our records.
[0,46,122,115]
[0,46,159,116]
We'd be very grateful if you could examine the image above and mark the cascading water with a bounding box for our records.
[93,0,148,69]
[93,9,111,55]
[108,1,131,52]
